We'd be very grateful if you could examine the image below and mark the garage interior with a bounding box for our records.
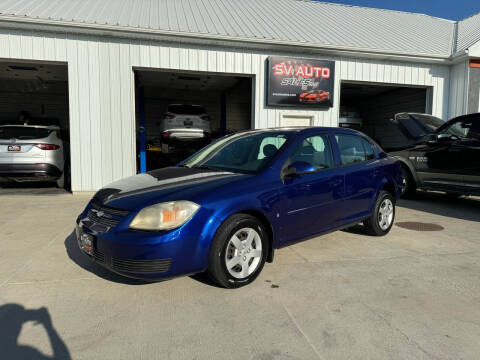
[0,60,70,189]
[134,69,253,172]
[340,82,432,150]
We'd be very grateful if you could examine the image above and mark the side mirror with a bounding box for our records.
[283,161,316,178]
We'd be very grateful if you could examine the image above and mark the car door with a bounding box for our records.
[279,133,344,244]
[333,133,382,223]
[456,119,480,191]
[415,120,469,190]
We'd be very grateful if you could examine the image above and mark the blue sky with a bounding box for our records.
[317,0,479,21]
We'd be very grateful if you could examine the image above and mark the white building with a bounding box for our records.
[0,0,479,191]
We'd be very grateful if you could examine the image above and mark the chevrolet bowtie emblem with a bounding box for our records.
[92,209,105,218]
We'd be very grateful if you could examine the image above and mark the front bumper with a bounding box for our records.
[0,163,62,181]
[75,203,220,281]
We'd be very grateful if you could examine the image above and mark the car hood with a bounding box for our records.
[93,167,246,211]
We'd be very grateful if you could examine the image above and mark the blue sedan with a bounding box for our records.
[76,127,402,288]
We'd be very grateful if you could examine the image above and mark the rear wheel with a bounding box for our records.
[56,172,65,189]
[401,165,416,198]
[364,190,395,236]
[207,214,267,288]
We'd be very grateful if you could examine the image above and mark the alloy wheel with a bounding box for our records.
[378,198,394,230]
[224,228,262,279]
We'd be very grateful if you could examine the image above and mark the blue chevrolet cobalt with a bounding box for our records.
[77,127,402,288]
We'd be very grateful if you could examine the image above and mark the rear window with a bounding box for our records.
[0,126,52,140]
[167,105,205,115]
[335,134,374,165]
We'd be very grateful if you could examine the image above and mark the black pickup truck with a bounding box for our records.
[390,113,480,197]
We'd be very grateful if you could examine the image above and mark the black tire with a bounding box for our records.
[364,190,395,236]
[55,172,65,189]
[401,164,417,198]
[207,214,268,288]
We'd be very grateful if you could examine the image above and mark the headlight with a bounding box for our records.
[129,201,200,231]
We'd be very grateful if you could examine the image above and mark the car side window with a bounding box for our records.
[257,136,287,160]
[335,134,374,165]
[438,121,468,139]
[290,135,333,170]
[361,137,376,160]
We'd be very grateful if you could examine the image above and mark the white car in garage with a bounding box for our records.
[159,104,212,153]
[0,124,66,187]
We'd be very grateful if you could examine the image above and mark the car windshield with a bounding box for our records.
[396,113,444,140]
[0,126,52,140]
[168,105,205,115]
[182,131,291,174]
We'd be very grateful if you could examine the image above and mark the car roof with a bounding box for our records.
[446,112,480,123]
[233,126,363,136]
[436,112,480,132]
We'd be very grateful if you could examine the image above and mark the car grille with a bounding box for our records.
[86,203,129,228]
[92,248,106,264]
[91,248,171,274]
[111,257,172,274]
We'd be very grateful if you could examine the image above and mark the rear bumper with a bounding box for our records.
[162,129,208,142]
[0,163,62,181]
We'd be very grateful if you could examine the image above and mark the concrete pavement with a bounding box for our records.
[1,188,480,360]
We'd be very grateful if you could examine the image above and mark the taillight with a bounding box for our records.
[35,144,60,150]
[161,132,169,138]
[165,114,175,119]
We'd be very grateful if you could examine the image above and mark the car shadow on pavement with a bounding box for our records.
[397,192,480,222]
[189,273,223,288]
[64,230,147,285]
[342,224,371,236]
[0,303,71,360]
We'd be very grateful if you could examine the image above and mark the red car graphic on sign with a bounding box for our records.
[299,90,330,103]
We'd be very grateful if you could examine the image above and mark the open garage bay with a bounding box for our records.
[134,69,253,171]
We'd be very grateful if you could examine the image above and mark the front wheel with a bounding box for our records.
[364,191,395,236]
[207,214,267,288]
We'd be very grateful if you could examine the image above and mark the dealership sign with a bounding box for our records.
[266,57,335,107]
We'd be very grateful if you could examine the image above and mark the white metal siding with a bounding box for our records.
[0,29,453,191]
[448,61,469,118]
